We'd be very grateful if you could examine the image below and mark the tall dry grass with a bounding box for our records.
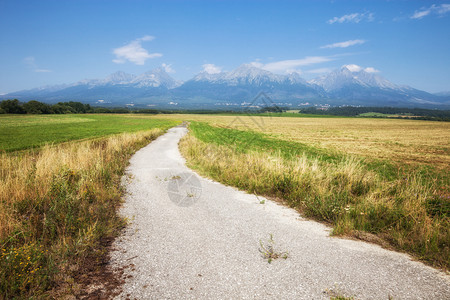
[180,134,449,269]
[0,129,164,298]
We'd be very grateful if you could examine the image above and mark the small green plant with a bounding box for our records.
[325,287,355,300]
[330,296,354,300]
[255,194,265,204]
[256,195,265,204]
[258,234,288,263]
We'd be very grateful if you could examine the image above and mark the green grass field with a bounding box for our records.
[359,112,394,117]
[358,112,413,118]
[181,120,449,269]
[0,114,178,151]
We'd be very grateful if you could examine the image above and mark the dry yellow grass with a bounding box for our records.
[180,128,449,269]
[160,114,450,169]
[171,114,449,269]
[0,129,165,297]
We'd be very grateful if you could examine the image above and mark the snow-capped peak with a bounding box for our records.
[353,69,397,90]
[103,71,136,84]
[226,64,272,78]
[221,64,285,85]
[286,71,307,84]
[193,71,224,82]
[73,69,180,89]
[310,65,398,91]
[131,68,180,88]
[192,63,312,87]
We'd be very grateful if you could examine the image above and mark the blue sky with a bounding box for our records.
[1,0,449,94]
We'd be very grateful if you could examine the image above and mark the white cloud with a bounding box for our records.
[343,64,379,73]
[23,56,52,73]
[202,63,222,74]
[411,4,450,19]
[113,36,162,65]
[344,64,363,72]
[411,10,431,19]
[438,4,450,14]
[139,35,155,42]
[161,63,175,73]
[258,56,334,74]
[364,67,379,73]
[327,12,374,24]
[249,61,264,68]
[320,39,366,49]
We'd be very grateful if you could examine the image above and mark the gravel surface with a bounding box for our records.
[110,126,449,299]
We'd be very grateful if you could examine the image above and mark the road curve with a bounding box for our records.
[110,126,449,299]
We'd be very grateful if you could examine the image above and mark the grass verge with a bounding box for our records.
[180,122,449,270]
[0,127,171,298]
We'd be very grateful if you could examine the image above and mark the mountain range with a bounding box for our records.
[3,64,449,109]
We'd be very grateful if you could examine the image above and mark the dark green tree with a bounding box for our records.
[0,99,26,114]
[23,100,52,114]
[51,104,76,114]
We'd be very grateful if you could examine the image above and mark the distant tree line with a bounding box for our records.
[0,99,290,115]
[0,99,166,114]
[0,99,216,115]
[0,99,92,114]
[299,106,450,121]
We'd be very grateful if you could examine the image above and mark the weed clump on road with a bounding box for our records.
[259,234,288,263]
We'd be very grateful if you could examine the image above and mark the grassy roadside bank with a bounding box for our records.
[0,122,177,298]
[180,122,449,270]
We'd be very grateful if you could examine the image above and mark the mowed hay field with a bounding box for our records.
[166,114,450,269]
[161,114,450,169]
[0,114,179,298]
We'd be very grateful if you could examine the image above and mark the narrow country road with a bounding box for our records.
[110,126,449,299]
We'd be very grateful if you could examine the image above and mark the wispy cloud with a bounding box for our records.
[411,10,431,19]
[251,56,334,74]
[202,63,222,74]
[364,67,379,73]
[411,4,450,19]
[161,63,175,73]
[320,39,366,49]
[327,12,374,24]
[112,35,162,65]
[344,64,379,73]
[23,56,52,73]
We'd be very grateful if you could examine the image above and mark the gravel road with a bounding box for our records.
[110,126,449,299]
